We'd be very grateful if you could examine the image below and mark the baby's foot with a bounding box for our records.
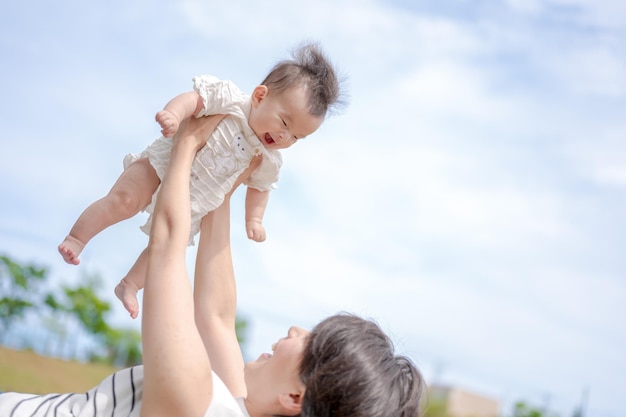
[58,235,85,265]
[114,278,140,319]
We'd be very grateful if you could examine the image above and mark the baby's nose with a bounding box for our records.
[278,130,291,143]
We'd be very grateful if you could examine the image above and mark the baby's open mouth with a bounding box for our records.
[264,133,275,144]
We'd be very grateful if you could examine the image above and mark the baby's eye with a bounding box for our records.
[280,117,287,127]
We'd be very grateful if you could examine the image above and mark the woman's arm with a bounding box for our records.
[194,155,262,397]
[140,114,224,417]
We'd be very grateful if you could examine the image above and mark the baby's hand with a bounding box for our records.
[246,221,266,243]
[155,110,181,138]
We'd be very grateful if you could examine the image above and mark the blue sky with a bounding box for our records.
[1,1,625,416]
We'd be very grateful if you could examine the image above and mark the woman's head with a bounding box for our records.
[244,326,309,415]
[299,313,425,417]
[244,314,424,417]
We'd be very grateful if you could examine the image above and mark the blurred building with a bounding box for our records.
[429,384,500,417]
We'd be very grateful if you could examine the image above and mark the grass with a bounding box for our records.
[0,346,119,394]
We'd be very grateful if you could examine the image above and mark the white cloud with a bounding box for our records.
[505,0,626,28]
[565,135,626,187]
[548,0,626,27]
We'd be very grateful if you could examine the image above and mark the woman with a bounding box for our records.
[0,115,425,417]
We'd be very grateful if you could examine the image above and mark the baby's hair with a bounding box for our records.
[299,313,425,417]
[261,42,346,118]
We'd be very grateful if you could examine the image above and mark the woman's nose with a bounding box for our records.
[289,326,309,337]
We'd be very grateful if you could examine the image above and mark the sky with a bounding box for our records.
[1,0,625,416]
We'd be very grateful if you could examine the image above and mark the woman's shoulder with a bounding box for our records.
[204,371,248,417]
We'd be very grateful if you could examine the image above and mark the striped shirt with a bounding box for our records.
[0,366,248,417]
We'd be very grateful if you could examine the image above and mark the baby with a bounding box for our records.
[58,42,342,318]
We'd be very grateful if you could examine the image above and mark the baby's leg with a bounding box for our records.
[115,248,148,319]
[58,158,160,265]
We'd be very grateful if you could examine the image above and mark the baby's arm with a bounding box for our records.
[245,187,270,242]
[155,91,204,137]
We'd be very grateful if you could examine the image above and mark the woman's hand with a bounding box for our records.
[173,114,226,150]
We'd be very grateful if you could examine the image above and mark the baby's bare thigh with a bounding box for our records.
[109,158,160,208]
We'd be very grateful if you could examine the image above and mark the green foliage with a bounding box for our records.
[0,255,46,341]
[46,274,111,335]
[513,401,561,417]
[92,327,142,367]
[1,254,141,367]
[235,314,248,345]
[43,272,141,366]
[1,253,249,368]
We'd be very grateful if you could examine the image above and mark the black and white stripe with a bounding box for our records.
[0,366,143,417]
[0,366,248,417]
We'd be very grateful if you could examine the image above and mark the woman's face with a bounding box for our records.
[244,326,309,399]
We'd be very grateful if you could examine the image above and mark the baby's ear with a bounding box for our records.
[278,392,303,415]
[251,85,269,105]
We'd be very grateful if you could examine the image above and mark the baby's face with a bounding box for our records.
[248,85,323,150]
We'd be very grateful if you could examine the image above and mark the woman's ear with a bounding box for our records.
[278,392,303,415]
[251,85,269,107]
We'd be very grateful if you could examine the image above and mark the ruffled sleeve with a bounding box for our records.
[244,149,283,192]
[192,75,248,119]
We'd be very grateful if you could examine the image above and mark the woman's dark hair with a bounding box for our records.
[299,313,425,417]
[261,42,346,117]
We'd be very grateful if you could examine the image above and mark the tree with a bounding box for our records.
[513,401,561,417]
[94,327,142,367]
[1,254,247,367]
[53,276,111,335]
[0,255,46,343]
[44,273,141,366]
